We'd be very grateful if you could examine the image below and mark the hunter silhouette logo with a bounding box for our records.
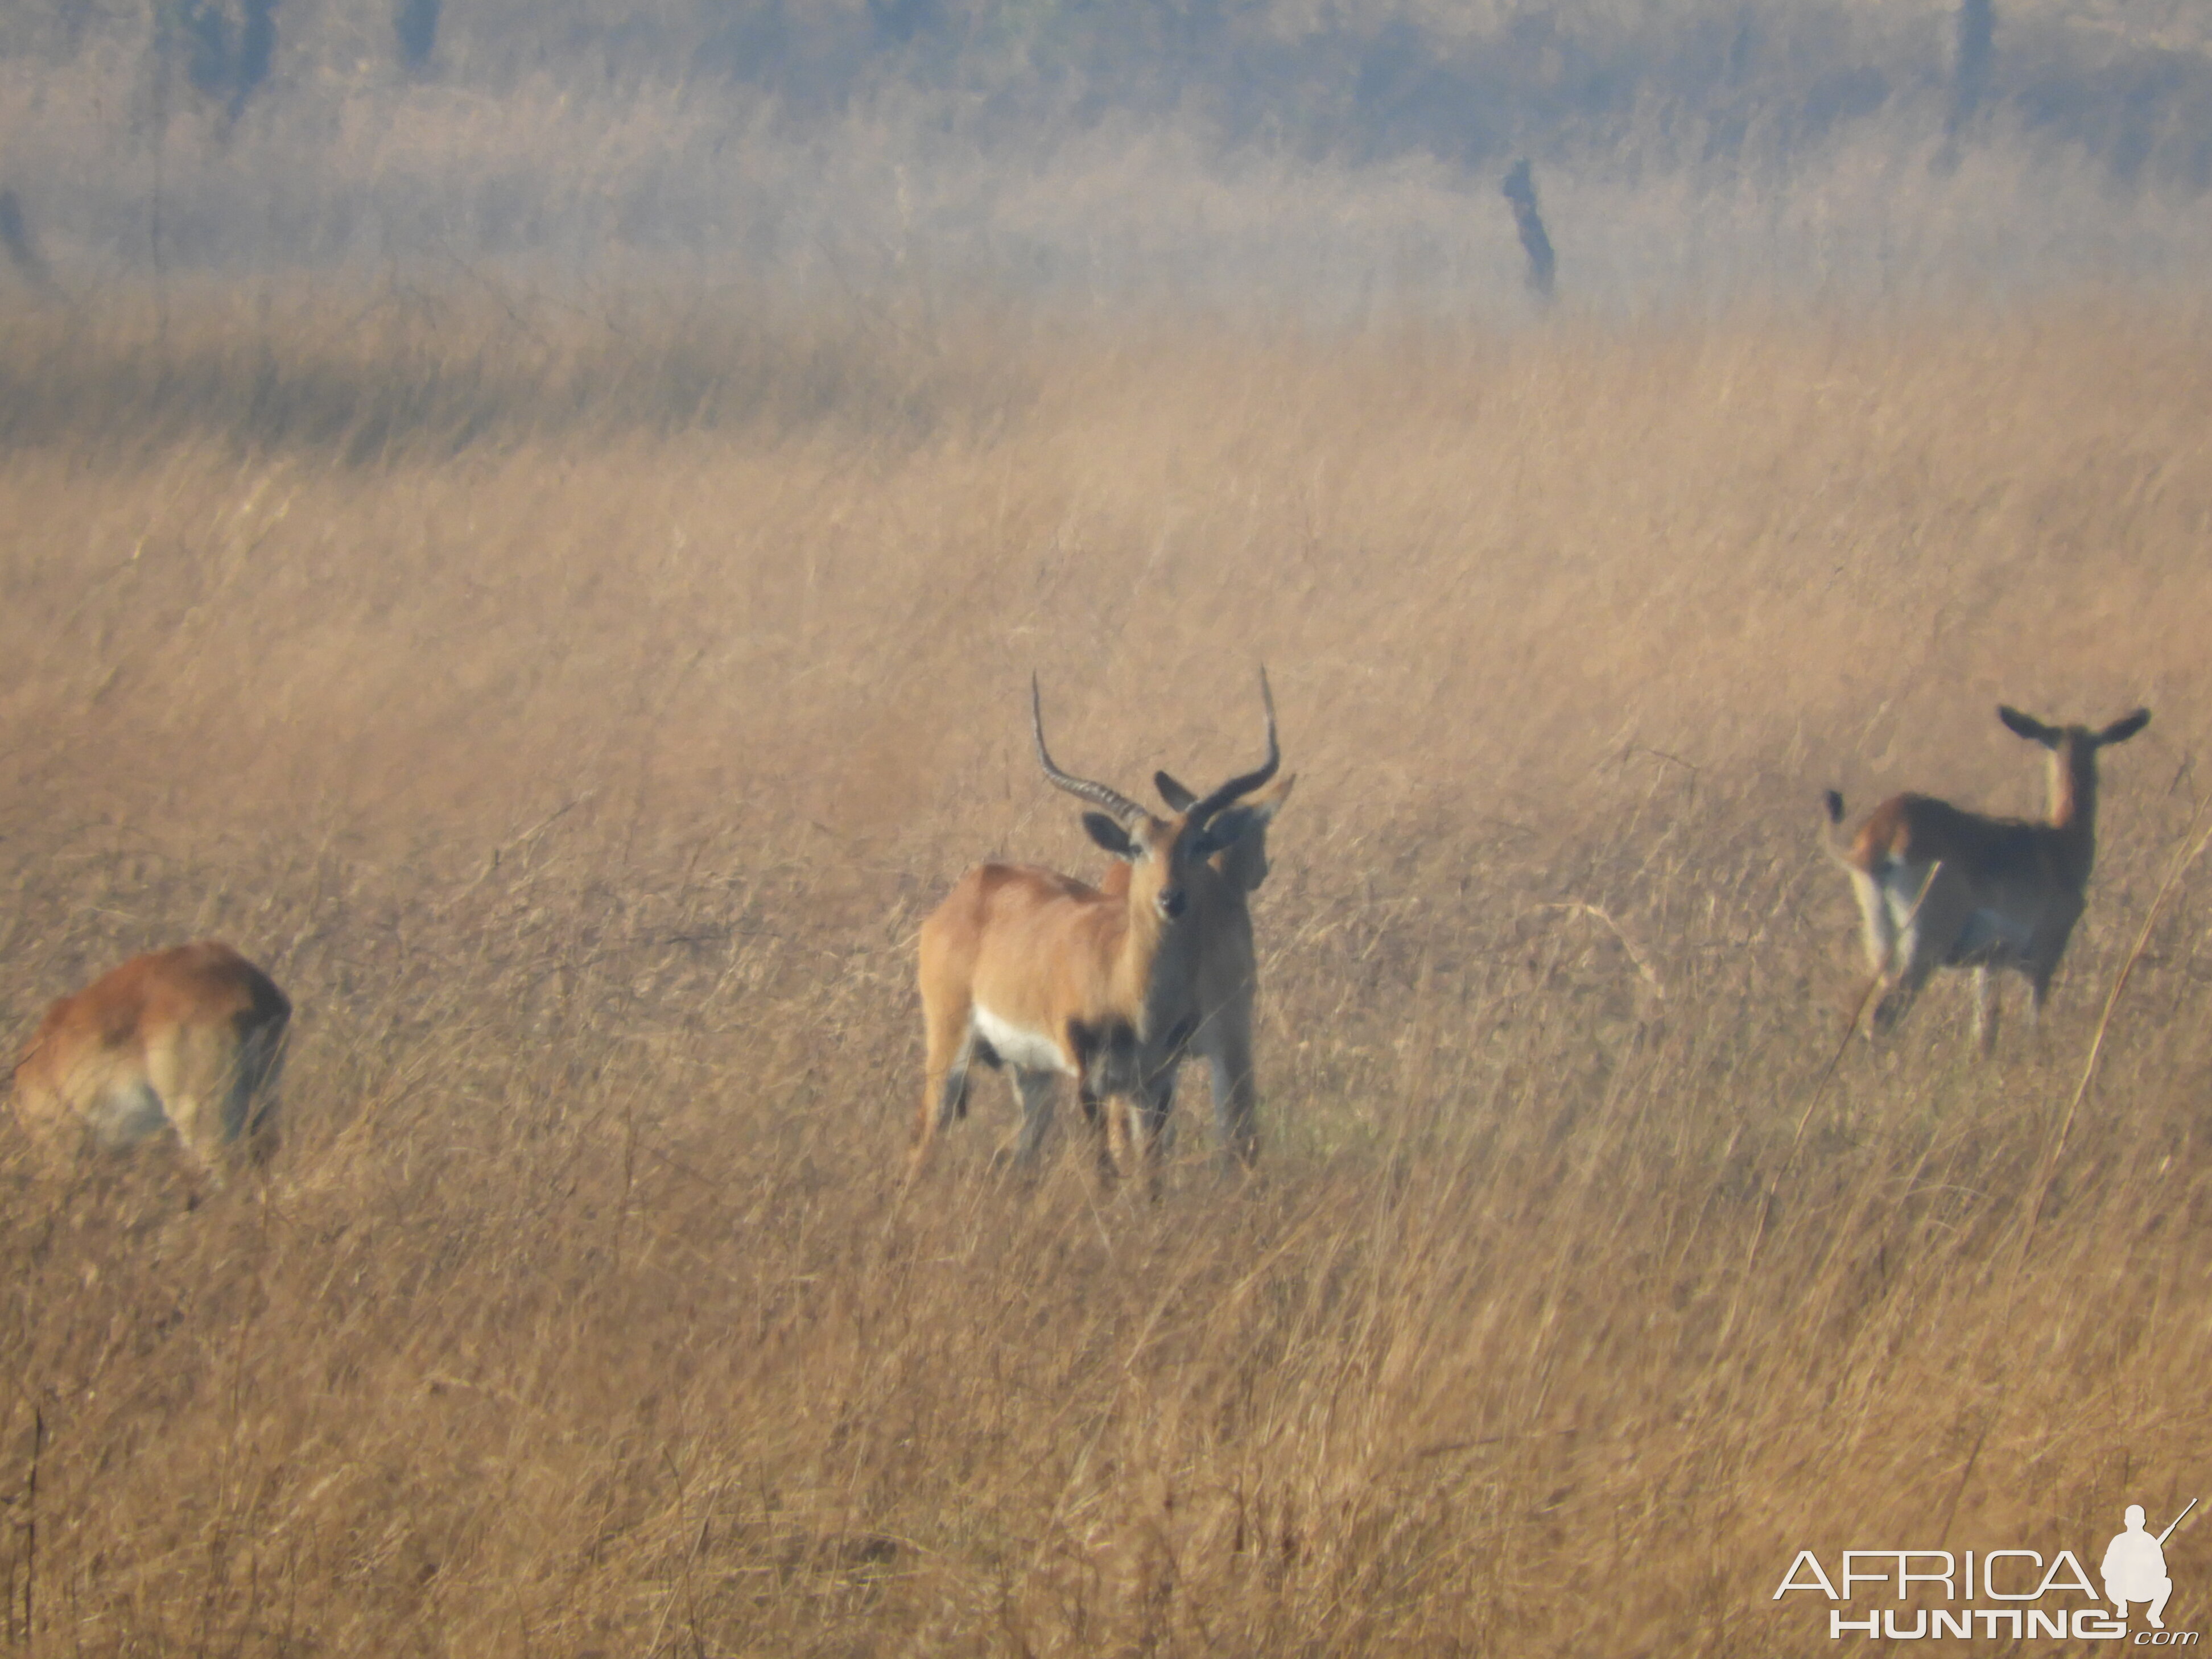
[1776,1497,2200,1642]
[2107,1500,2194,1631]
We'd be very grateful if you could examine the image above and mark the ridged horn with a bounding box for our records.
[1186,667,1281,829]
[1031,675,1147,824]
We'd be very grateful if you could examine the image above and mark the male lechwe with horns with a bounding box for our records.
[1103,725,1293,1169]
[913,672,1281,1175]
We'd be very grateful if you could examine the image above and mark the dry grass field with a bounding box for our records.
[0,283,2209,1653]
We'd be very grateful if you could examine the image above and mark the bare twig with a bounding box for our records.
[1533,901,1666,1000]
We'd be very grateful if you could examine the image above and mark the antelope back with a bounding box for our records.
[13,941,290,1160]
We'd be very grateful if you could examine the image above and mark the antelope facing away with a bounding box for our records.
[913,675,1280,1175]
[14,940,291,1184]
[1096,753,1294,1170]
[1822,705,2150,1051]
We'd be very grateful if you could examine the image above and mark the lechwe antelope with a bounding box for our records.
[13,941,291,1183]
[913,674,1281,1174]
[1822,705,2151,1051]
[1097,756,1294,1169]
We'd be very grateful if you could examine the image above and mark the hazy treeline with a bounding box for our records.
[13,0,2212,185]
[2,0,2210,308]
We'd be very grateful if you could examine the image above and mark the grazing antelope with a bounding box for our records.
[13,941,291,1183]
[1822,705,2150,1051]
[913,675,1281,1175]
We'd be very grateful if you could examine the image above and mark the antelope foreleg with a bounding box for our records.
[1207,1045,1260,1170]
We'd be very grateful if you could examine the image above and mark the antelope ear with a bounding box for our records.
[1154,771,1198,812]
[1192,806,1260,858]
[1998,705,2057,747]
[2098,708,2151,746]
[1083,812,1138,860]
[1237,773,1294,823]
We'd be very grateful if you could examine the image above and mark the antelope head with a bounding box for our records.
[1031,673,1280,929]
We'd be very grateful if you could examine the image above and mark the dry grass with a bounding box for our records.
[0,286,2209,1653]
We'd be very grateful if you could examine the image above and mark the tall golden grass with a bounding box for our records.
[0,285,2208,1653]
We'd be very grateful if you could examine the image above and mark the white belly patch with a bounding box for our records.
[973,1005,1075,1076]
